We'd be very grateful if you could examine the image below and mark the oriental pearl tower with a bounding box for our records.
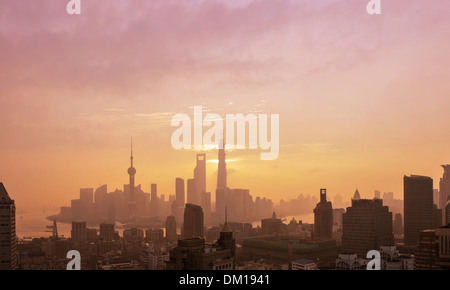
[128,138,137,222]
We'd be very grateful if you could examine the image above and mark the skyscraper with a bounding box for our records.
[217,140,227,191]
[404,175,435,247]
[175,178,185,207]
[0,183,18,270]
[313,189,333,239]
[150,183,159,217]
[342,198,393,256]
[99,223,115,241]
[440,165,450,213]
[71,221,87,250]
[165,215,178,243]
[187,179,197,205]
[216,140,228,220]
[194,153,206,203]
[183,204,204,239]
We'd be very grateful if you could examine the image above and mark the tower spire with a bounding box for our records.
[130,136,133,166]
[221,206,231,232]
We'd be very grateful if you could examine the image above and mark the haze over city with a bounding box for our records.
[1,0,450,210]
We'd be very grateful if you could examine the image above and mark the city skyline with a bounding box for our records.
[2,1,450,208]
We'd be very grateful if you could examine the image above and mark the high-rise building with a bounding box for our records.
[342,198,393,256]
[404,175,435,247]
[0,183,18,270]
[166,237,234,270]
[194,154,206,203]
[175,178,185,206]
[71,221,87,249]
[187,179,198,206]
[80,188,93,206]
[217,209,236,261]
[440,165,450,216]
[435,225,450,269]
[393,213,403,235]
[183,204,204,239]
[99,223,115,241]
[165,215,178,243]
[217,140,227,191]
[313,189,333,239]
[150,183,159,217]
[202,191,211,226]
[415,229,440,270]
[446,201,450,226]
[261,212,283,235]
[374,190,381,199]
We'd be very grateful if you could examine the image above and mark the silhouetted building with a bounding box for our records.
[165,216,178,243]
[435,225,450,269]
[217,140,227,191]
[352,189,361,200]
[186,179,197,206]
[342,198,393,256]
[261,212,283,235]
[150,183,159,217]
[0,183,18,270]
[127,139,137,220]
[440,165,450,213]
[217,209,236,260]
[202,192,212,226]
[175,177,185,206]
[99,223,115,241]
[404,175,435,247]
[194,154,206,206]
[313,189,333,239]
[446,201,450,226]
[71,221,87,249]
[394,213,403,235]
[415,230,439,270]
[183,204,204,239]
[166,237,234,270]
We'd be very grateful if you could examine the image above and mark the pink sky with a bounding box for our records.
[1,0,450,209]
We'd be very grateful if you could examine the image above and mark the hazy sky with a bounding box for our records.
[1,0,450,209]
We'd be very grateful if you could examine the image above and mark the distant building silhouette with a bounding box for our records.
[352,188,361,200]
[313,189,333,239]
[217,140,227,191]
[194,154,206,205]
[0,183,18,270]
[342,198,393,256]
[165,215,178,243]
[393,213,403,235]
[415,229,439,270]
[261,212,283,235]
[440,165,450,218]
[150,183,159,217]
[446,201,450,226]
[71,221,87,249]
[186,179,197,206]
[166,237,234,270]
[183,204,204,239]
[404,175,435,247]
[99,223,115,241]
[175,178,185,207]
[167,210,235,270]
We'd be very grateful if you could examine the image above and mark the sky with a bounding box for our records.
[1,0,450,210]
